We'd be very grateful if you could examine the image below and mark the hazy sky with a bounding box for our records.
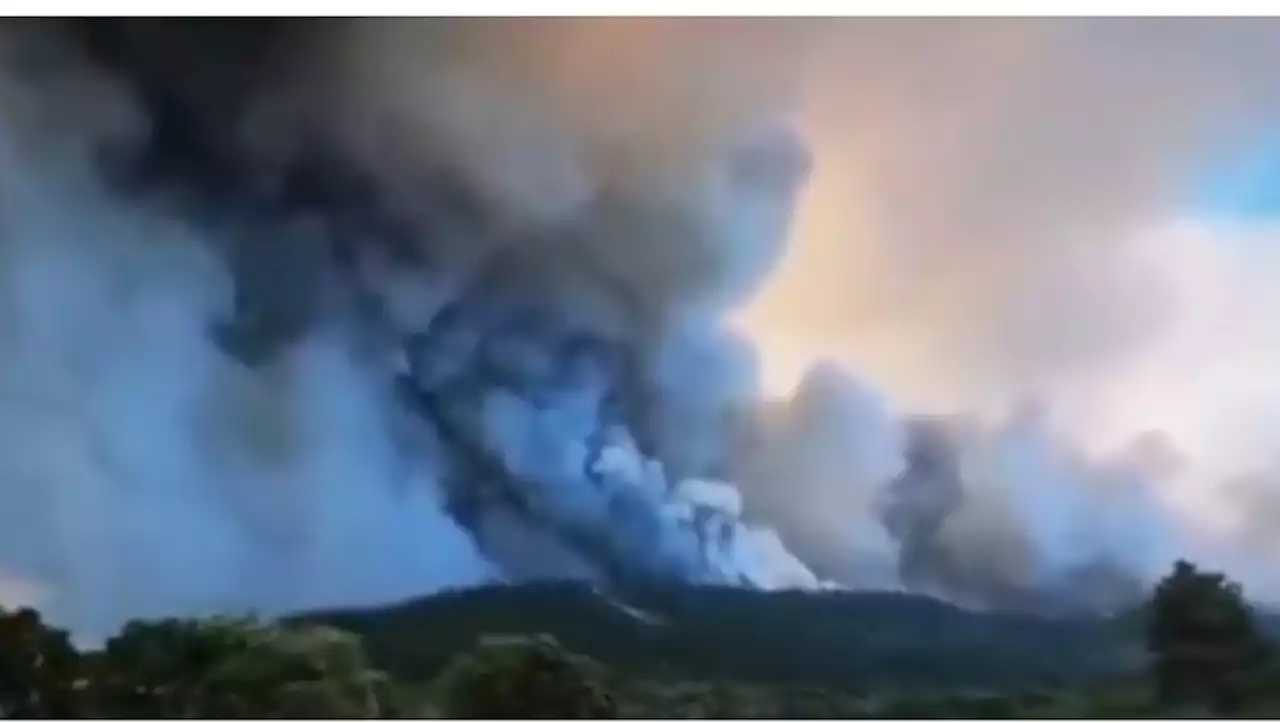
[726,18,1280,532]
[7,18,1280,622]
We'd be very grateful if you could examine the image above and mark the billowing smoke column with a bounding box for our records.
[730,371,1184,614]
[0,19,824,635]
[0,19,1197,637]
[875,414,1177,613]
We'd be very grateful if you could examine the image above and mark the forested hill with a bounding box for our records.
[298,581,1144,694]
[8,559,1280,718]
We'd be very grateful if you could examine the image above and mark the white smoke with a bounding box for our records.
[0,21,832,638]
[0,19,1274,641]
[0,30,496,637]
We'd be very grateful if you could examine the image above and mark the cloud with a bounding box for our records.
[724,19,1280,596]
[6,18,1280,628]
[739,18,1280,413]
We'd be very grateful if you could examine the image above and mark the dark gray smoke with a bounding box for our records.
[880,418,1150,614]
[729,369,1179,614]
[0,19,1212,637]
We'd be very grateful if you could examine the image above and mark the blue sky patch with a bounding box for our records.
[1192,135,1280,221]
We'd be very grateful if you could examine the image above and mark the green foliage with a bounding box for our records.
[88,616,395,718]
[10,570,1280,718]
[433,634,618,718]
[0,607,84,718]
[1145,559,1276,714]
[305,581,1124,693]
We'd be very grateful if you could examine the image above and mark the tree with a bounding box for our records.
[1145,559,1274,713]
[88,616,395,718]
[0,607,85,718]
[433,634,618,718]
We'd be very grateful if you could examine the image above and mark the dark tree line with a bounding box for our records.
[1145,559,1279,715]
[0,607,617,719]
[0,612,398,718]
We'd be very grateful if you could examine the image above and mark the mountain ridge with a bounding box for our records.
[295,581,1146,694]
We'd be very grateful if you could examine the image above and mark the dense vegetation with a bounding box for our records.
[302,580,1133,692]
[3,560,1280,717]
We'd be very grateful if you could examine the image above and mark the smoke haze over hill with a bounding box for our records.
[0,19,1279,636]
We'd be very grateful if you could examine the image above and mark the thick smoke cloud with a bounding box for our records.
[1,18,1277,638]
[0,24,498,638]
[741,19,1280,407]
[734,18,1280,604]
[876,413,1179,613]
[0,20,831,637]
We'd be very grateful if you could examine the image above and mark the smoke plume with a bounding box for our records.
[0,18,1277,637]
[0,19,826,636]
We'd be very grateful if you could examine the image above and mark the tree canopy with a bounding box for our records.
[0,607,396,718]
[0,608,83,718]
[432,634,618,718]
[5,566,1280,718]
[1145,559,1276,714]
